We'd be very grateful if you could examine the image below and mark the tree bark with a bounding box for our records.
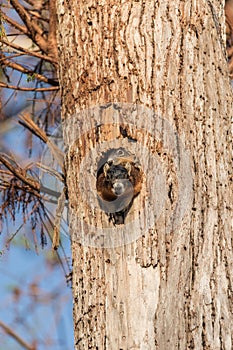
[56,0,232,349]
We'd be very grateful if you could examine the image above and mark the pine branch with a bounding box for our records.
[0,153,40,191]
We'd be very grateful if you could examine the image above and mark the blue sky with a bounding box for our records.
[0,234,74,350]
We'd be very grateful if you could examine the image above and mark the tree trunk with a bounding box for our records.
[56,0,232,349]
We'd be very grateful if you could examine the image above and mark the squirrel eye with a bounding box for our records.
[117,149,124,156]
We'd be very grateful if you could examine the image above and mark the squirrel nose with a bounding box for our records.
[113,182,125,195]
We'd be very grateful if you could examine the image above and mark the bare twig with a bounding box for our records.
[27,10,49,22]
[47,0,58,59]
[0,53,26,62]
[0,82,59,92]
[9,0,48,53]
[23,0,44,10]
[0,320,36,350]
[1,38,57,64]
[1,12,28,34]
[0,53,59,85]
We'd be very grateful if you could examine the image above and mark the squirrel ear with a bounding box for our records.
[103,162,110,177]
[124,162,132,176]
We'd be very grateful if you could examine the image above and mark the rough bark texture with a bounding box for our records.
[56,0,232,349]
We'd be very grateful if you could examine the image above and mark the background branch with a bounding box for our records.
[10,0,48,53]
[0,320,36,350]
[0,82,59,91]
[0,54,59,85]
[1,38,57,64]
